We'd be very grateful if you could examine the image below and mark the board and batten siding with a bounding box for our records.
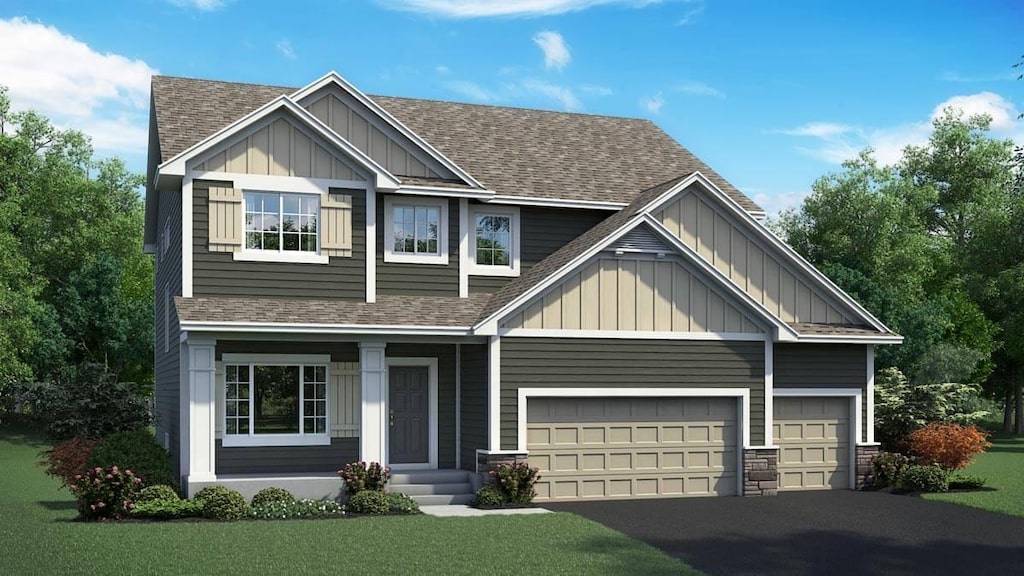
[154,186,183,479]
[459,343,488,471]
[774,343,869,443]
[386,343,458,469]
[502,255,764,334]
[192,181,366,299]
[469,206,608,294]
[500,339,766,450]
[376,195,460,296]
[655,187,857,325]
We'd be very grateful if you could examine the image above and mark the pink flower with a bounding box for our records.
[105,474,113,480]
[97,502,106,508]
[90,504,97,511]
[111,466,119,474]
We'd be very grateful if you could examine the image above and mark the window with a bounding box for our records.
[468,205,520,276]
[384,196,449,264]
[244,192,319,253]
[222,355,330,447]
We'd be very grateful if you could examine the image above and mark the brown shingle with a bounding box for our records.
[787,322,892,337]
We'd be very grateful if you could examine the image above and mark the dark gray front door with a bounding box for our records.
[389,366,429,464]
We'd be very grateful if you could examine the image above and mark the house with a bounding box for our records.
[144,72,901,503]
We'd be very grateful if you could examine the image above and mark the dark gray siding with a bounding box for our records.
[500,339,766,449]
[377,194,460,296]
[216,438,358,474]
[193,181,366,299]
[154,187,182,480]
[387,343,457,468]
[459,343,488,471]
[774,343,869,442]
[469,206,607,293]
[216,341,358,363]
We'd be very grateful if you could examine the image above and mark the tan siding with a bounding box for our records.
[331,362,361,438]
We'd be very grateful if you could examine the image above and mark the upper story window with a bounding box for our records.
[245,192,319,253]
[383,196,449,265]
[468,205,520,277]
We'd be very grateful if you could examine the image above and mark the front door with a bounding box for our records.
[388,366,429,464]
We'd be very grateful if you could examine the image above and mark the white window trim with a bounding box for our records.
[220,353,331,448]
[467,205,520,277]
[237,190,328,265]
[383,196,449,265]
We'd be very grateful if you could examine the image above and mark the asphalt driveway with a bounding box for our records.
[547,491,1024,575]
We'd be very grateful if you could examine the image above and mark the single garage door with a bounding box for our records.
[773,397,850,491]
[527,397,738,501]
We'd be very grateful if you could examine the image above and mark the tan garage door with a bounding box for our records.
[527,397,738,501]
[773,397,850,491]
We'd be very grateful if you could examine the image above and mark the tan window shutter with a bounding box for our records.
[321,192,353,258]
[208,187,243,253]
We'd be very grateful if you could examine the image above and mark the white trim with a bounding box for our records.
[517,387,750,496]
[455,344,462,470]
[221,435,331,448]
[190,171,367,195]
[233,251,329,265]
[386,357,439,470]
[487,195,625,211]
[179,321,471,336]
[764,341,774,449]
[488,336,501,451]
[866,346,875,444]
[396,185,495,199]
[794,334,904,345]
[467,204,521,277]
[382,196,450,265]
[773,388,862,489]
[182,176,193,297]
[366,186,377,303]
[458,198,469,298]
[498,329,767,341]
[185,337,217,483]
[359,342,387,463]
[222,353,331,364]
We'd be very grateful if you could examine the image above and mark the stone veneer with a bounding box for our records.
[743,448,779,496]
[476,451,529,474]
[855,445,880,490]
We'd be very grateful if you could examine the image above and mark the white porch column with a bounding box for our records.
[488,336,501,451]
[359,342,387,463]
[184,336,217,487]
[866,345,875,444]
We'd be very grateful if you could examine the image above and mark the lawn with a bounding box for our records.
[923,432,1024,518]
[0,424,697,575]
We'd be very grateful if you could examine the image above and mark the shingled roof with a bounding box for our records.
[150,75,762,212]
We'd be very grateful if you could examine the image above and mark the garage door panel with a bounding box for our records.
[774,397,850,491]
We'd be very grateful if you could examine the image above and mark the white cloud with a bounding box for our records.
[436,64,450,74]
[443,80,500,102]
[933,92,1019,131]
[533,30,571,71]
[0,18,156,156]
[640,92,665,114]
[939,70,1017,83]
[780,122,855,138]
[168,0,227,10]
[676,0,704,25]
[276,40,296,59]
[580,84,613,96]
[752,190,811,217]
[378,0,665,18]
[674,80,724,97]
[520,79,582,111]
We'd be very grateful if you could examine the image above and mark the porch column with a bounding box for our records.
[359,342,387,463]
[184,336,216,488]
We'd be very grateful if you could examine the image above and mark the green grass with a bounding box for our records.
[923,432,1024,518]
[0,424,697,575]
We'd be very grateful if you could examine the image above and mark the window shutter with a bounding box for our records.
[208,187,243,252]
[321,192,353,258]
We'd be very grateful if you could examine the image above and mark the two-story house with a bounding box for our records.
[145,72,900,503]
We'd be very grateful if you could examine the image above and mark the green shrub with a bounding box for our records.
[193,485,247,520]
[473,484,507,508]
[130,499,203,520]
[87,429,175,489]
[949,474,987,490]
[385,491,420,514]
[348,490,388,514]
[897,464,949,493]
[872,451,911,488]
[248,498,346,520]
[338,461,390,494]
[490,462,541,504]
[874,367,990,449]
[250,487,296,508]
[68,465,143,520]
[136,484,180,503]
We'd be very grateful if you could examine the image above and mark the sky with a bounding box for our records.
[1,0,1021,214]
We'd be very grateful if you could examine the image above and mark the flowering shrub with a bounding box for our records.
[248,498,346,520]
[872,451,911,488]
[907,423,991,471]
[338,461,390,494]
[251,487,296,508]
[68,465,143,520]
[385,492,420,514]
[489,462,541,504]
[38,437,101,489]
[87,429,175,489]
[348,490,389,514]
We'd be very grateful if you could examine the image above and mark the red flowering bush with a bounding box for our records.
[489,462,541,505]
[68,465,143,520]
[338,461,390,494]
[908,423,992,472]
[38,437,101,489]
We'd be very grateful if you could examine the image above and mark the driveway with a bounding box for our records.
[546,491,1024,575]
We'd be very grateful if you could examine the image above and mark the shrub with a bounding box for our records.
[251,487,296,508]
[386,491,420,515]
[248,499,346,520]
[872,451,911,488]
[38,437,101,489]
[490,462,541,504]
[87,429,175,489]
[193,485,247,521]
[897,464,949,493]
[949,474,987,490]
[338,461,390,495]
[348,490,388,514]
[907,422,992,471]
[874,367,990,449]
[130,499,203,520]
[473,484,507,508]
[136,484,180,503]
[68,465,143,520]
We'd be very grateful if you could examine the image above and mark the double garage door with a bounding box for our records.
[527,397,738,501]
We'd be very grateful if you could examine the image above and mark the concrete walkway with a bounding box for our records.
[420,504,551,517]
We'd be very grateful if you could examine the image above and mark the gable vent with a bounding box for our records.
[610,226,671,254]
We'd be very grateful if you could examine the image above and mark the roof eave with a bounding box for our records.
[180,320,474,337]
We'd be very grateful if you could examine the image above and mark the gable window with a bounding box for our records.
[383,196,449,264]
[222,354,330,447]
[245,192,319,253]
[468,205,520,276]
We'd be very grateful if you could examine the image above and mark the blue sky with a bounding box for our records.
[1,0,1021,213]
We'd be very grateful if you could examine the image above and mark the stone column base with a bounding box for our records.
[743,448,779,496]
[476,450,529,474]
[855,445,880,490]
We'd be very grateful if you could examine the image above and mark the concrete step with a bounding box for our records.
[390,469,471,485]
[410,493,475,506]
[390,482,473,496]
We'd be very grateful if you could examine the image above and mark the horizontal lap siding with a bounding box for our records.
[459,344,488,471]
[774,344,868,442]
[377,195,459,296]
[215,438,358,474]
[155,187,182,479]
[193,181,365,299]
[500,339,765,450]
[387,343,457,468]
